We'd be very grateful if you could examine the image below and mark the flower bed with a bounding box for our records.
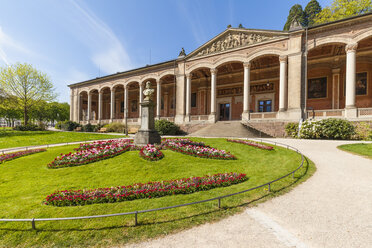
[162,139,236,160]
[48,140,132,169]
[44,172,248,206]
[227,139,274,150]
[139,144,164,161]
[75,139,133,151]
[0,149,46,163]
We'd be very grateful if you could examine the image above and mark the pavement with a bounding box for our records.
[125,138,372,248]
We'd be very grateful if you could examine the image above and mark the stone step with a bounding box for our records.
[189,121,271,138]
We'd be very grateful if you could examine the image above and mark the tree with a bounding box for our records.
[0,63,56,125]
[283,4,306,31]
[314,0,372,24]
[0,95,22,127]
[304,0,322,27]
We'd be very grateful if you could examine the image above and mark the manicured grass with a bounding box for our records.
[0,138,315,247]
[0,130,126,149]
[338,143,372,159]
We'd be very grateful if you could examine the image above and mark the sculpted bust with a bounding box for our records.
[143,81,154,101]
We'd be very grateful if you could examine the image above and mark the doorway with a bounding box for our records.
[219,103,230,121]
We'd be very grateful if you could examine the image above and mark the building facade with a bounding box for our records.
[68,14,372,128]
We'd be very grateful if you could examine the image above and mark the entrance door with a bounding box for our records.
[258,100,272,112]
[219,103,230,121]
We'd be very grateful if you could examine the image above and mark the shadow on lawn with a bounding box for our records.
[0,157,312,233]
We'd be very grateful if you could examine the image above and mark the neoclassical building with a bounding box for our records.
[69,13,372,132]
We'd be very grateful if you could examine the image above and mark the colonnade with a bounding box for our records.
[71,42,361,123]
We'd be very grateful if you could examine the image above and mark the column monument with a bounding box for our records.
[134,81,161,145]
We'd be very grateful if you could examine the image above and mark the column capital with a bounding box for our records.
[186,73,192,79]
[332,68,341,74]
[110,87,116,93]
[138,81,144,87]
[243,62,251,68]
[345,43,358,53]
[210,68,218,75]
[279,55,288,62]
[157,79,161,85]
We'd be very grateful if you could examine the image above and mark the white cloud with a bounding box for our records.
[68,0,133,74]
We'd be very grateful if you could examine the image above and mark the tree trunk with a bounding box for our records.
[24,106,28,125]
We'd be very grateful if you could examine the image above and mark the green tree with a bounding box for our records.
[283,4,306,31]
[47,102,70,124]
[314,0,372,24]
[0,63,56,125]
[0,95,22,127]
[304,0,322,27]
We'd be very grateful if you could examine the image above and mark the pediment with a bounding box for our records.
[187,29,287,58]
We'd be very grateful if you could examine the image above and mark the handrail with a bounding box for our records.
[0,138,305,229]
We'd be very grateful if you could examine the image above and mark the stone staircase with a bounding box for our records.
[189,121,272,138]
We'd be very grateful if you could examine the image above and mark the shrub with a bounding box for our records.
[299,118,355,140]
[285,122,299,138]
[155,119,182,135]
[13,124,42,131]
[353,122,372,140]
[81,123,95,132]
[103,122,126,133]
[55,121,63,129]
[317,118,355,140]
[60,121,80,131]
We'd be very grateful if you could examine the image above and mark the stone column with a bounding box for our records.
[70,90,74,121]
[185,73,192,121]
[345,43,358,118]
[175,74,186,124]
[287,53,302,119]
[98,91,102,123]
[209,68,217,122]
[279,55,288,111]
[110,88,115,122]
[87,92,92,122]
[124,85,128,122]
[76,93,80,123]
[156,80,161,119]
[332,68,341,109]
[242,62,250,121]
[139,82,144,119]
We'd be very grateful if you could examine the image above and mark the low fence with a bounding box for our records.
[0,138,305,230]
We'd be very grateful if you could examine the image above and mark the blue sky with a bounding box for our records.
[0,0,331,103]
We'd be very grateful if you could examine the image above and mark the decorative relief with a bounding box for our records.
[195,31,279,57]
[217,82,275,96]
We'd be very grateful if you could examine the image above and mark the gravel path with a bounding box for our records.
[125,139,372,248]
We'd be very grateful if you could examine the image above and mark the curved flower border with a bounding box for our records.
[227,139,274,150]
[47,139,132,169]
[44,172,248,207]
[0,149,46,164]
[139,145,164,161]
[162,139,236,160]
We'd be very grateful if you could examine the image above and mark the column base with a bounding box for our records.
[208,113,217,123]
[184,114,191,122]
[242,111,250,121]
[175,115,185,124]
[344,107,357,118]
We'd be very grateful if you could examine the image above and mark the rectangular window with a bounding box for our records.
[308,77,327,99]
[258,100,272,112]
[356,72,367,95]
[191,92,197,107]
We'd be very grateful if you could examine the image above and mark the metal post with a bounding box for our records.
[31,218,36,230]
[268,183,271,192]
[134,211,138,226]
[292,172,295,179]
[218,198,221,208]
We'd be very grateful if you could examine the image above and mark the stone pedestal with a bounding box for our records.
[134,100,161,145]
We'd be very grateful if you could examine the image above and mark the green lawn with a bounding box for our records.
[0,138,315,247]
[338,143,372,159]
[0,130,126,149]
